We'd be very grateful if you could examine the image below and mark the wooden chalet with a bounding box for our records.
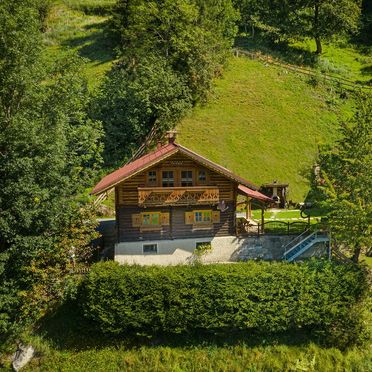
[92,133,272,264]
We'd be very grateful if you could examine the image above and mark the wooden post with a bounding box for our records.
[246,196,252,220]
[261,206,265,234]
[169,206,173,240]
[115,187,119,244]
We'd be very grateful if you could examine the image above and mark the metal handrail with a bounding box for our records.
[283,230,315,258]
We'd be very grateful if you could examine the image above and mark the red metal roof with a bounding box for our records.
[237,184,273,203]
[92,142,271,203]
[91,143,178,195]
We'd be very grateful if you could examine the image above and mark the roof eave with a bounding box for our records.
[91,147,179,195]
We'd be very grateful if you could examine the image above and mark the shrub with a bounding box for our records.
[80,260,368,348]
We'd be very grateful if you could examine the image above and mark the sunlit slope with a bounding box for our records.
[178,57,350,201]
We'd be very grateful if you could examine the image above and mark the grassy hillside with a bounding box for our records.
[236,36,372,85]
[45,1,369,201]
[43,0,116,89]
[177,57,353,201]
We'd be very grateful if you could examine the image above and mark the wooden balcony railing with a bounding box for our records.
[138,186,219,206]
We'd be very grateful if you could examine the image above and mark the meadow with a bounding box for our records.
[177,56,352,201]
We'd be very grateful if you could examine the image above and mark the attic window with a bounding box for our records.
[162,171,174,187]
[148,171,157,185]
[181,170,193,187]
[198,170,206,183]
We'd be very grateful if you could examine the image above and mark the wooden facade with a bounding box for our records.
[92,139,273,252]
[115,152,237,242]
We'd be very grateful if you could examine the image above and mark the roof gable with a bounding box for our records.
[91,143,178,195]
[92,142,260,195]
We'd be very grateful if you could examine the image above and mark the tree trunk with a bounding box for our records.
[315,36,322,54]
[352,244,361,263]
[314,2,322,54]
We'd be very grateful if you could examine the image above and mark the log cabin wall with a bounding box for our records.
[116,152,237,242]
[117,202,235,242]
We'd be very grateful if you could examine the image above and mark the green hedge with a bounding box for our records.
[80,261,368,347]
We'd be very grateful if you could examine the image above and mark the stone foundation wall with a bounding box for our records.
[115,235,328,265]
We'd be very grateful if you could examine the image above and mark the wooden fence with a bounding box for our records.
[234,48,372,92]
[237,218,311,236]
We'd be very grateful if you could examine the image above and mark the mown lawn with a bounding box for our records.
[177,57,353,201]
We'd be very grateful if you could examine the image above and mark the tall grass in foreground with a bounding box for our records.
[24,340,371,372]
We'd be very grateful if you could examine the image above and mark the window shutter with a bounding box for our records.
[132,213,141,227]
[212,211,220,223]
[185,211,194,224]
[161,212,170,226]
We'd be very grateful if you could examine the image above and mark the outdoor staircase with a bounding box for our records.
[282,230,329,262]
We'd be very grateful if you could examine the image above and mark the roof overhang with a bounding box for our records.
[238,184,273,203]
[92,142,264,195]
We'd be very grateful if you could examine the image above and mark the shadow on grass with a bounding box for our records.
[61,20,117,65]
[361,64,372,76]
[36,300,323,352]
[235,35,317,68]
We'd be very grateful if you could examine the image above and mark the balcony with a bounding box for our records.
[138,186,219,207]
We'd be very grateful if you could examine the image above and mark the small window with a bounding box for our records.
[181,170,193,187]
[162,171,174,187]
[143,244,157,254]
[194,210,212,224]
[142,212,160,225]
[198,170,206,183]
[148,171,157,185]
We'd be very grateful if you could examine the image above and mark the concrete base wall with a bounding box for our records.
[115,235,328,265]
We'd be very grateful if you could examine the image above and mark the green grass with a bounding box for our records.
[236,35,372,85]
[43,0,116,89]
[295,39,372,84]
[249,209,326,220]
[178,57,353,201]
[23,340,371,371]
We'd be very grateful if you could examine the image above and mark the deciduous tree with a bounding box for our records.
[239,0,362,54]
[112,0,238,102]
[0,0,103,339]
[93,57,191,167]
[317,95,372,262]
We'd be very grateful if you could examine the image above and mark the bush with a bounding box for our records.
[81,261,368,348]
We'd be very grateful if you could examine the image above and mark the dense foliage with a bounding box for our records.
[82,261,368,348]
[317,95,372,262]
[0,0,103,340]
[236,0,362,54]
[96,0,238,166]
[93,57,191,167]
[112,0,238,102]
